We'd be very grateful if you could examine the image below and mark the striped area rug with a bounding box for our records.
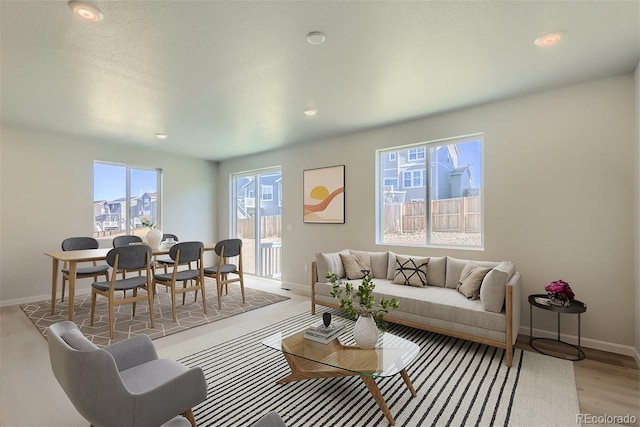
[180,308,579,427]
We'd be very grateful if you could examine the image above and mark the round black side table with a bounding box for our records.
[528,294,587,361]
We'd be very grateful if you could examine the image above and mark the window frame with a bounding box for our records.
[93,161,162,239]
[375,133,484,250]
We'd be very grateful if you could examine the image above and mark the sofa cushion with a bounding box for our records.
[445,256,499,289]
[340,253,371,280]
[457,265,491,300]
[315,250,349,281]
[480,261,515,312]
[350,250,389,279]
[425,256,446,287]
[392,255,429,287]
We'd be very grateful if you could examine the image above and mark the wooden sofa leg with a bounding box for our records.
[506,345,513,367]
[183,408,196,427]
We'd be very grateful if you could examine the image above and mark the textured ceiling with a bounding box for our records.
[1,1,639,161]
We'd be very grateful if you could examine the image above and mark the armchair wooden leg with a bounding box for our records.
[183,408,196,427]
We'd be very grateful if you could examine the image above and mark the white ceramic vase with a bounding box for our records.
[146,229,162,249]
[353,314,379,349]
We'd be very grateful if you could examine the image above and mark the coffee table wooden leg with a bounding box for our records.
[360,376,395,426]
[400,369,417,397]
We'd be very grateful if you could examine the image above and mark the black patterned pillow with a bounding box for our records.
[392,256,429,287]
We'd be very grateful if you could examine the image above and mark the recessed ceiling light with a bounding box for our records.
[303,108,318,117]
[155,133,168,139]
[68,1,103,22]
[306,31,326,45]
[534,31,564,47]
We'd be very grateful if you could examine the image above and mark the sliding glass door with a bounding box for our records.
[231,167,282,278]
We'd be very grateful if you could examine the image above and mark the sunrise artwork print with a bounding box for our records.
[303,165,345,224]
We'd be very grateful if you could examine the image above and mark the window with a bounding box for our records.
[388,152,397,161]
[408,147,425,161]
[377,135,483,248]
[401,170,426,188]
[383,178,398,191]
[93,162,161,239]
[261,185,274,201]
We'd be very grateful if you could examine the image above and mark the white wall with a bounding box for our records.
[219,74,637,353]
[0,125,218,305]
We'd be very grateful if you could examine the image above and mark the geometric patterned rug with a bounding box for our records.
[20,278,289,347]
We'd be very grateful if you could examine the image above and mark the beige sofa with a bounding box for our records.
[311,250,522,367]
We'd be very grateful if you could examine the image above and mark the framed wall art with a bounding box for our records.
[303,165,345,224]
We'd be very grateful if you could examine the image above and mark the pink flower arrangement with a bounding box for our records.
[544,279,575,301]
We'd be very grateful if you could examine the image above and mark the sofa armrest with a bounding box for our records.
[506,271,522,345]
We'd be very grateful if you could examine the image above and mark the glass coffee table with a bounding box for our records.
[262,330,419,425]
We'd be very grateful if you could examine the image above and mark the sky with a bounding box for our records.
[93,163,158,202]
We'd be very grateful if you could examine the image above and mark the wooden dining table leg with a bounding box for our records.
[67,261,77,321]
[50,258,59,314]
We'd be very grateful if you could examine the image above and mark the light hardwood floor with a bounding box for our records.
[515,336,639,426]
[1,278,638,426]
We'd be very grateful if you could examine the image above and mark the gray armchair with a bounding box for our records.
[47,321,207,427]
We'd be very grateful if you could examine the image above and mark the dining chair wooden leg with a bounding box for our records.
[147,286,155,328]
[90,291,97,325]
[108,295,115,339]
[132,288,138,317]
[170,284,177,322]
[61,277,67,302]
[200,277,206,314]
[240,276,246,304]
[216,279,222,310]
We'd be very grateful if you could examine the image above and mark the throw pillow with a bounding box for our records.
[350,250,389,279]
[392,256,429,287]
[457,266,491,300]
[480,261,515,312]
[340,253,372,280]
[315,250,348,281]
[459,261,480,283]
[480,269,509,312]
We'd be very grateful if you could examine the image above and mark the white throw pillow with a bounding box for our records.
[315,250,349,281]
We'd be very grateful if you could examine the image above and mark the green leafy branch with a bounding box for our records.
[327,271,399,333]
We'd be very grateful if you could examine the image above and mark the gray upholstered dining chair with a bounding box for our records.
[47,321,207,427]
[112,234,143,247]
[157,233,182,273]
[60,237,109,303]
[90,245,155,338]
[152,241,205,322]
[204,239,245,310]
[112,235,144,279]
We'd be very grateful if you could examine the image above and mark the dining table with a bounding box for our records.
[45,242,217,321]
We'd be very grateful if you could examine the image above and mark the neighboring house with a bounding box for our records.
[382,144,476,202]
[237,174,282,218]
[93,192,157,232]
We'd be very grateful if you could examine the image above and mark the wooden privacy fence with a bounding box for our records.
[237,215,282,239]
[384,197,481,234]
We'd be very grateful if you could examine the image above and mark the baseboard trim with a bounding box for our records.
[279,281,308,295]
[0,287,93,308]
[521,325,638,359]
